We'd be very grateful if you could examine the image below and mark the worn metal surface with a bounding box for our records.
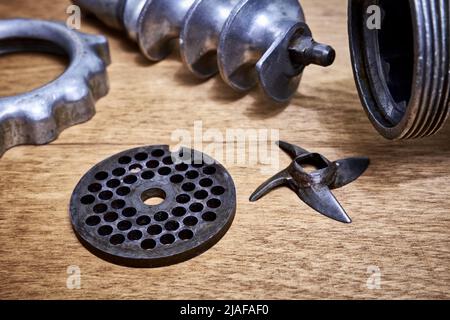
[70,145,237,268]
[250,141,370,223]
[73,0,335,102]
[0,18,110,158]
[349,0,450,139]
[74,0,125,29]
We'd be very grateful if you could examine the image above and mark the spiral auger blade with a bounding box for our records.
[74,0,335,102]
[138,0,196,61]
[180,0,242,79]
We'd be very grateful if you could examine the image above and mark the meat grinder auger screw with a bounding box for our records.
[73,0,336,102]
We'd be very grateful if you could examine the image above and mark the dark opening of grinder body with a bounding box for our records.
[349,0,450,140]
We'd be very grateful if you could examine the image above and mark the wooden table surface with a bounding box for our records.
[0,0,449,300]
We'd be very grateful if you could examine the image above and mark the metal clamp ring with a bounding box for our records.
[0,19,111,157]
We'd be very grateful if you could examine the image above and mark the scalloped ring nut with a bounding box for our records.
[0,19,110,157]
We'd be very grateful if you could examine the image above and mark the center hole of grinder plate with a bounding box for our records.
[141,188,166,206]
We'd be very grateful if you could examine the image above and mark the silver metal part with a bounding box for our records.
[123,0,147,41]
[180,0,241,79]
[250,141,370,224]
[73,0,335,102]
[349,0,450,139]
[74,0,125,29]
[218,0,306,99]
[138,0,196,61]
[0,19,110,158]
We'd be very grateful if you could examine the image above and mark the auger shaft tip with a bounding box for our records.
[308,42,336,67]
[289,37,336,68]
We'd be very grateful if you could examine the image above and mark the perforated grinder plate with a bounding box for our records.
[70,145,236,267]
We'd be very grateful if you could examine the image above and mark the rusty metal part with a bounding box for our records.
[73,0,335,102]
[70,145,236,267]
[250,141,370,224]
[0,19,110,158]
[349,0,450,139]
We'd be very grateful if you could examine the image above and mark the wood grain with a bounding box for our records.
[0,0,449,299]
